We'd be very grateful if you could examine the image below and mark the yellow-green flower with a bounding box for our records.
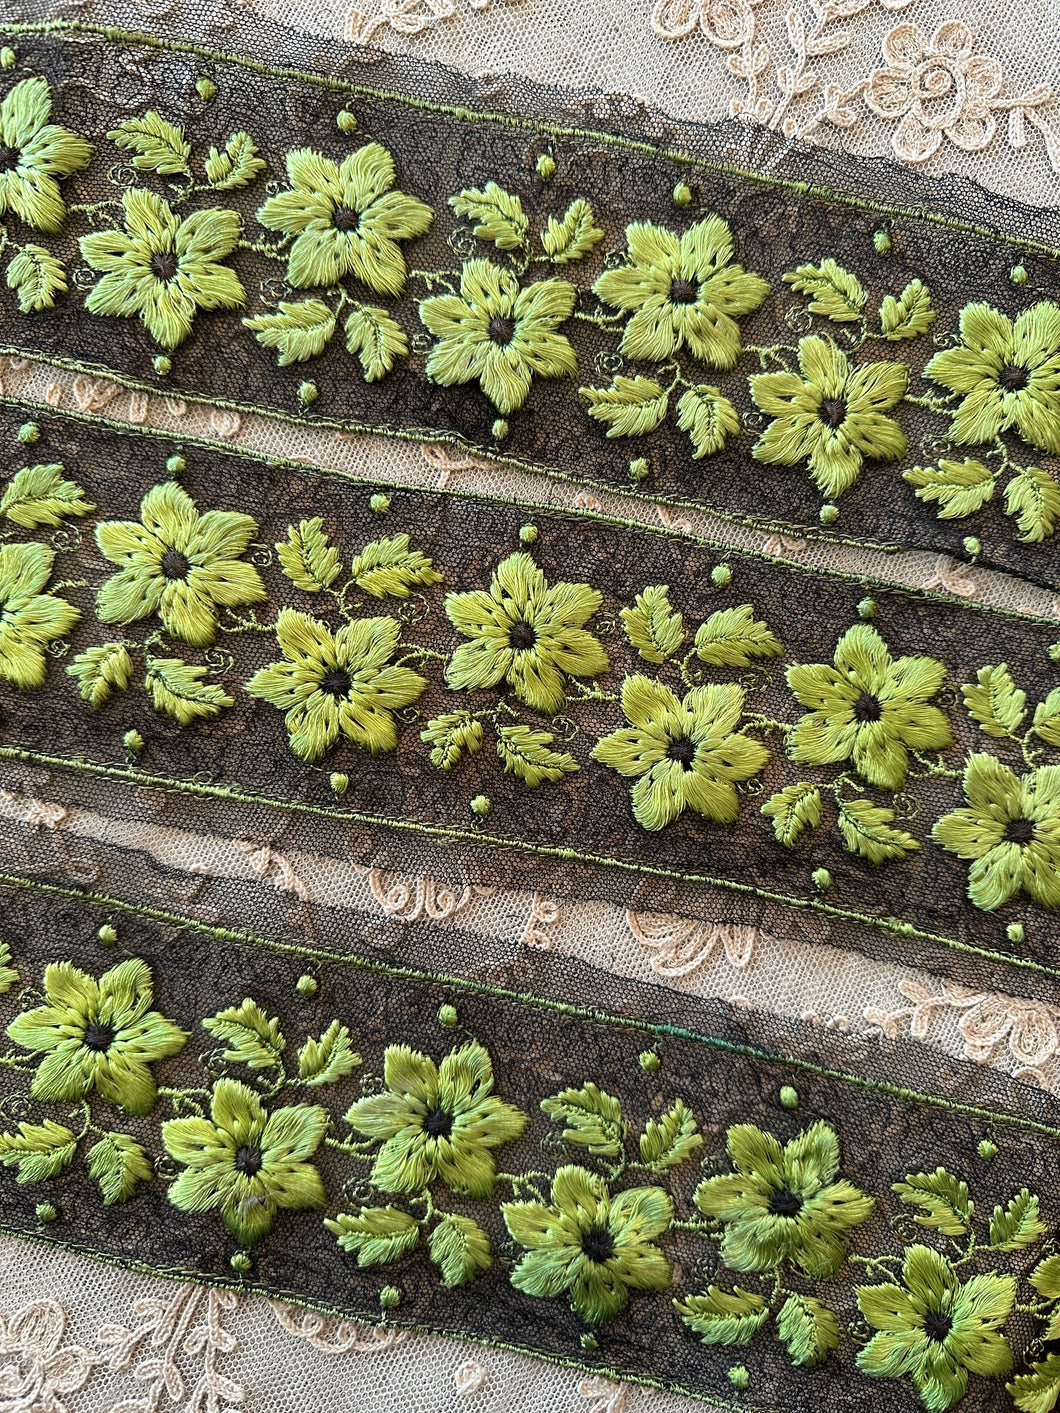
[503,1165,673,1326]
[0,76,91,233]
[750,337,908,497]
[925,301,1060,456]
[256,144,433,295]
[344,1039,527,1199]
[787,624,951,792]
[857,1245,1015,1411]
[592,675,769,831]
[932,753,1060,911]
[246,608,428,762]
[7,958,188,1117]
[95,481,266,649]
[162,1078,327,1246]
[694,1121,873,1279]
[444,551,607,713]
[420,259,578,415]
[593,216,769,369]
[80,190,244,349]
[0,542,79,689]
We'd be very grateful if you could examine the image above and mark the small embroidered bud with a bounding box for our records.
[519,523,538,544]
[639,1050,660,1073]
[329,772,349,795]
[857,597,876,619]
[580,1333,598,1352]
[370,493,391,514]
[711,563,732,588]
[628,457,650,481]
[728,1366,750,1391]
[17,422,40,444]
[1010,264,1028,285]
[470,794,491,817]
[152,355,172,375]
[491,418,509,440]
[873,230,891,255]
[963,535,981,556]
[1051,643,1060,662]
[97,924,119,946]
[196,77,218,102]
[296,974,318,998]
[1006,921,1025,944]
[438,1003,458,1027]
[779,1085,799,1110]
[123,729,146,753]
[0,47,15,69]
[672,181,692,208]
[337,109,358,134]
[230,1251,252,1273]
[35,1203,57,1223]
[536,153,556,179]
[166,455,185,476]
[819,502,839,526]
[811,867,831,892]
[379,1286,401,1310]
[298,381,318,406]
[978,1138,998,1160]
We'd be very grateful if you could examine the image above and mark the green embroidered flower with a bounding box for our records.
[787,624,952,792]
[857,1245,1015,1411]
[0,76,91,233]
[80,189,245,349]
[932,753,1060,911]
[162,1078,327,1246]
[95,481,266,649]
[503,1165,673,1326]
[246,609,428,762]
[693,1121,873,1279]
[344,1039,527,1199]
[591,675,769,831]
[750,337,908,497]
[7,958,188,1117]
[444,551,608,714]
[924,301,1060,456]
[256,144,433,295]
[0,542,79,689]
[593,216,769,369]
[420,259,578,415]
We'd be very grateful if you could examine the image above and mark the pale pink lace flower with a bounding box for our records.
[0,1300,96,1412]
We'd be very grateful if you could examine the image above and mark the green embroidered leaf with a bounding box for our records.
[989,1189,1046,1250]
[496,725,579,787]
[0,1120,78,1183]
[204,131,266,189]
[776,1294,840,1369]
[620,585,684,664]
[581,376,668,438]
[345,305,409,382]
[639,1098,702,1172]
[541,198,605,264]
[0,941,16,993]
[879,279,936,341]
[1033,689,1060,746]
[694,604,783,666]
[276,518,341,592]
[87,1132,154,1205]
[962,664,1026,738]
[837,800,919,864]
[903,459,995,520]
[428,1214,492,1287]
[203,998,285,1070]
[1005,465,1060,543]
[67,644,135,708]
[762,783,823,847]
[244,300,337,367]
[6,244,67,312]
[783,259,866,323]
[676,385,740,458]
[541,1083,624,1156]
[1,463,95,527]
[1011,1357,1060,1413]
[325,1206,420,1266]
[146,658,233,725]
[298,1020,361,1086]
[421,711,484,769]
[893,1168,973,1234]
[351,534,442,598]
[673,1287,769,1346]
[107,111,191,175]
[1032,1255,1060,1299]
[449,183,528,250]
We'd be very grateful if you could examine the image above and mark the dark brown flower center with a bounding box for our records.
[150,250,179,283]
[320,668,352,699]
[82,1021,114,1053]
[581,1224,615,1263]
[819,398,847,429]
[667,737,697,768]
[509,620,536,651]
[234,1145,263,1177]
[999,365,1029,393]
[0,145,19,173]
[669,278,699,305]
[424,1109,453,1139]
[332,206,359,232]
[488,315,515,346]
[922,1310,953,1344]
[1007,817,1036,844]
[160,548,190,581]
[768,1187,804,1218]
[852,693,883,723]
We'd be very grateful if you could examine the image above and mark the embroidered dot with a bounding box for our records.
[82,1021,114,1053]
[1007,817,1036,844]
[519,524,538,544]
[581,1224,616,1263]
[818,398,847,429]
[320,668,352,699]
[379,1286,401,1310]
[873,230,891,255]
[488,315,515,346]
[153,355,172,376]
[922,1310,953,1344]
[150,250,179,283]
[233,1145,263,1176]
[337,110,358,134]
[332,207,360,232]
[978,1138,999,1160]
[166,455,186,475]
[858,597,876,620]
[492,418,509,440]
[296,974,318,998]
[0,144,19,173]
[779,1085,799,1109]
[470,795,491,817]
[35,1203,57,1223]
[1006,922,1026,944]
[963,535,981,556]
[424,1109,454,1139]
[298,381,319,406]
[123,729,146,753]
[672,181,692,208]
[196,76,218,102]
[639,1049,660,1073]
[711,563,732,588]
[629,457,650,482]
[330,772,349,795]
[999,365,1030,392]
[16,422,39,444]
[728,1366,750,1390]
[160,548,191,581]
[580,1333,599,1352]
[669,278,698,305]
[0,48,15,70]
[819,503,839,525]
[536,153,556,179]
[768,1187,804,1218]
[438,1004,458,1027]
[230,1251,253,1272]
[666,737,697,768]
[852,693,883,724]
[509,621,537,651]
[1011,264,1029,286]
[97,924,118,946]
[370,493,390,514]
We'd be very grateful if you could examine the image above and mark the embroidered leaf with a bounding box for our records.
[204,131,267,189]
[449,183,528,250]
[0,1120,78,1183]
[879,279,936,341]
[776,1294,840,1368]
[421,711,484,769]
[676,385,740,458]
[243,300,337,366]
[1005,465,1060,543]
[497,725,579,787]
[0,941,16,993]
[762,783,822,847]
[428,1214,492,1287]
[903,459,995,520]
[892,1168,973,1234]
[673,1287,769,1345]
[68,644,135,708]
[6,244,67,312]
[541,199,605,264]
[351,534,442,598]
[276,518,341,592]
[1010,1356,1060,1413]
[962,664,1026,738]
[581,376,668,438]
[639,1098,703,1171]
[1,463,95,527]
[203,998,285,1070]
[989,1189,1046,1250]
[298,1021,361,1086]
[87,1132,154,1205]
[345,305,409,382]
[838,800,919,864]
[541,1083,624,1156]
[620,585,684,664]
[694,604,783,666]
[145,658,233,725]
[1034,689,1060,746]
[325,1206,420,1266]
[107,111,191,175]
[783,259,866,322]
[1032,1255,1060,1299]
